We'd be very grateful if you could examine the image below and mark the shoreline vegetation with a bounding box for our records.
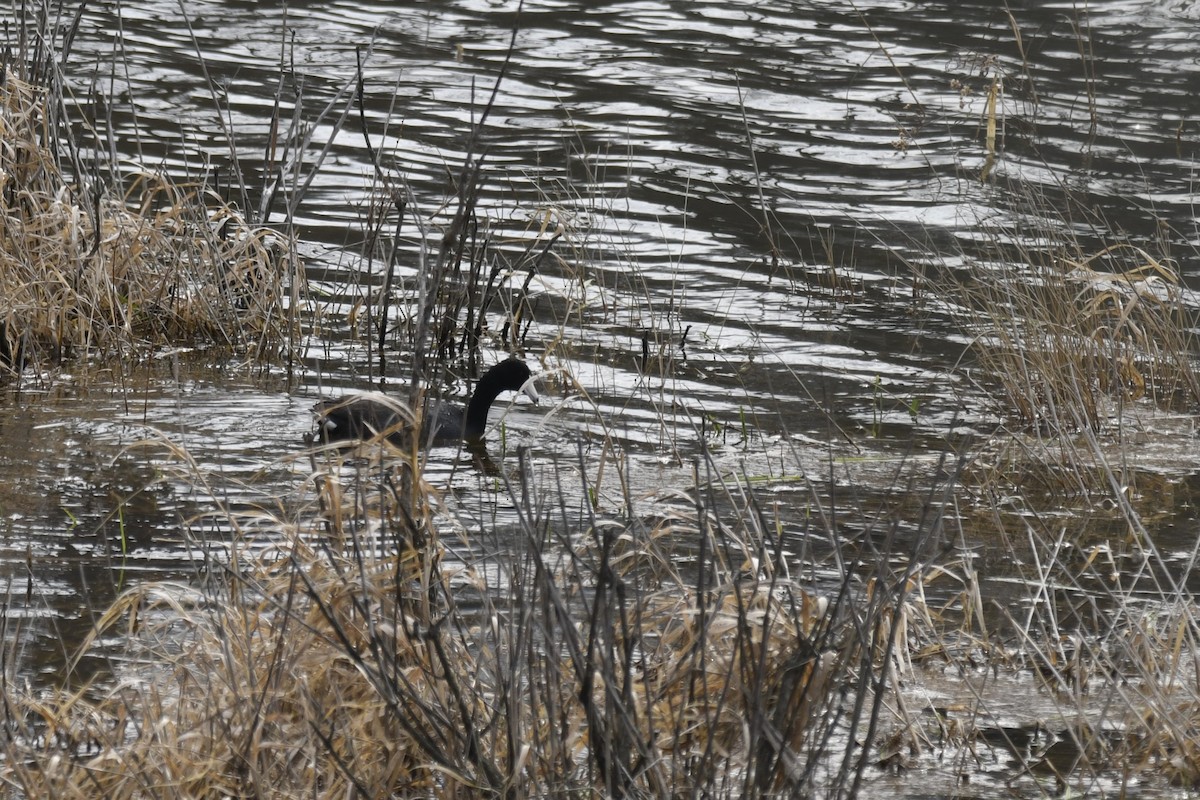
[0,70,300,377]
[3,5,1200,798]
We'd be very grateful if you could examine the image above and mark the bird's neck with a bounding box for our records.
[464,383,504,436]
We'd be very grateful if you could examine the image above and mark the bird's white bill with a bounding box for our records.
[520,377,539,404]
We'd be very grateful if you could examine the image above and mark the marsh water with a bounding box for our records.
[5,0,1200,789]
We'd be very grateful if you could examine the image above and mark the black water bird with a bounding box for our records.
[312,358,538,448]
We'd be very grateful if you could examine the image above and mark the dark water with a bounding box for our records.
[6,0,1200,738]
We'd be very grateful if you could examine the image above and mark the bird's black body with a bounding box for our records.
[312,359,537,447]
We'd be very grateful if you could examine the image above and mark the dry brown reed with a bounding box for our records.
[953,232,1198,436]
[0,70,298,373]
[931,177,1200,790]
[0,437,936,799]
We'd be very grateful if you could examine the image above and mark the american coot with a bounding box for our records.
[312,358,538,447]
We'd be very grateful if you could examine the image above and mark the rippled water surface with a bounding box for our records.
[8,0,1200,771]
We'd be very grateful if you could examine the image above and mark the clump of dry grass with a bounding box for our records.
[954,235,1198,435]
[0,438,943,798]
[933,179,1200,511]
[0,69,298,373]
[933,556,1200,793]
